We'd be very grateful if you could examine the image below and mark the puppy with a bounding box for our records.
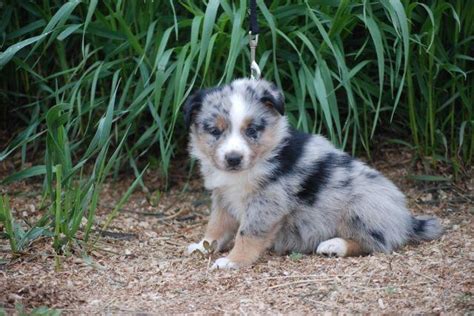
[184,78,443,270]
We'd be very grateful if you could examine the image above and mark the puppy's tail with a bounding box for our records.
[409,215,443,242]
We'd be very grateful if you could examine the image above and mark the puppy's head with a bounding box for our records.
[184,78,287,173]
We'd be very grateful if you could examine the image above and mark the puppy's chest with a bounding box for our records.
[216,183,256,220]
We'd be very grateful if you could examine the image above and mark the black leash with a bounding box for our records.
[248,0,261,79]
[249,0,260,35]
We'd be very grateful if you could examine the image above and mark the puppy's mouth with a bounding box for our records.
[216,161,249,173]
[225,166,243,172]
[211,158,246,173]
[223,160,258,173]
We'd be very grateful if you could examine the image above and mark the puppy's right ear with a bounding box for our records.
[183,90,205,129]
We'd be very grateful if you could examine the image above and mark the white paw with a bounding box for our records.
[316,238,347,257]
[211,257,238,270]
[186,240,209,255]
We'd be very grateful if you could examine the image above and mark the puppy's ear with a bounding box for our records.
[260,84,285,115]
[183,90,205,129]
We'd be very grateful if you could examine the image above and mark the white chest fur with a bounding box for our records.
[203,164,263,220]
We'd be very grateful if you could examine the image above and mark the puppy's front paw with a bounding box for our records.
[316,238,347,257]
[186,240,209,255]
[211,257,238,270]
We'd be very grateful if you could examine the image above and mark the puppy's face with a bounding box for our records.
[184,79,286,173]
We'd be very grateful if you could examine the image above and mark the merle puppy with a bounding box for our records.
[183,78,442,270]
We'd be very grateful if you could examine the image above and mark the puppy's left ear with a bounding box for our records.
[183,90,205,129]
[260,84,285,115]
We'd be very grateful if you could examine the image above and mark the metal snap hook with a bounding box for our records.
[249,33,260,80]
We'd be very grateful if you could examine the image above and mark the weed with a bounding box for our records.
[289,252,303,261]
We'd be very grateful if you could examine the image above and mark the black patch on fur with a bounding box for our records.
[246,86,257,98]
[334,154,354,188]
[335,177,352,188]
[296,153,335,205]
[351,214,362,225]
[255,118,266,131]
[351,215,386,247]
[212,103,228,116]
[183,88,221,129]
[365,171,379,179]
[337,153,353,167]
[183,90,204,129]
[266,129,312,182]
[370,230,386,246]
[330,153,354,171]
[202,119,214,130]
[260,88,284,115]
[412,217,425,234]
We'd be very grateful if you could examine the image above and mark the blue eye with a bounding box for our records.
[245,127,258,139]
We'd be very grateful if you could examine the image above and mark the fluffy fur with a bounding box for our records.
[184,78,443,269]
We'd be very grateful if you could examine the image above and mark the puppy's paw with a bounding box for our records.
[186,240,209,256]
[316,238,347,257]
[211,257,238,270]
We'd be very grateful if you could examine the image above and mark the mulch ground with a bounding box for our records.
[0,148,473,314]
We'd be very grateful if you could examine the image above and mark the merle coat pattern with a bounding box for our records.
[184,78,443,270]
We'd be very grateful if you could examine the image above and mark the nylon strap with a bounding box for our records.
[249,0,260,35]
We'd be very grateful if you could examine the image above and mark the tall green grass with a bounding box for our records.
[0,0,472,254]
[2,0,472,167]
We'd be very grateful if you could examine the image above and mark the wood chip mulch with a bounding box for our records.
[0,149,473,314]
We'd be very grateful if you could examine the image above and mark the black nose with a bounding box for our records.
[225,152,243,168]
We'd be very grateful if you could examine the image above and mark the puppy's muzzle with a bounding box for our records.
[225,152,243,169]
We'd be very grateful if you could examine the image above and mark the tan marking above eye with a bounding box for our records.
[241,117,253,132]
[215,115,228,131]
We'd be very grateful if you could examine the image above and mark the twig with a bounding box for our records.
[401,264,439,282]
[164,240,187,247]
[267,278,337,289]
[157,208,187,221]
[91,245,121,256]
[253,274,323,281]
[353,281,431,293]
[97,230,138,240]
[365,270,374,286]
[254,273,364,282]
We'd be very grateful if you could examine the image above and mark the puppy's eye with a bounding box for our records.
[207,127,222,137]
[245,127,258,139]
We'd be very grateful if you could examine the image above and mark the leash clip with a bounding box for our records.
[249,32,261,80]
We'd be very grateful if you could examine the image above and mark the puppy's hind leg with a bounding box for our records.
[316,238,367,257]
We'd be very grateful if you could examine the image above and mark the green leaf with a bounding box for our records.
[57,24,82,41]
[0,33,49,68]
[407,175,451,182]
[1,165,51,185]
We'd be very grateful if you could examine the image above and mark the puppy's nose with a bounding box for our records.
[225,152,243,168]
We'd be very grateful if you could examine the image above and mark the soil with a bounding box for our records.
[0,148,473,314]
